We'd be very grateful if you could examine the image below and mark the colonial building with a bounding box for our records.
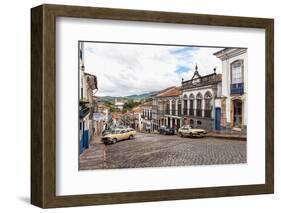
[114,98,125,110]
[214,48,247,133]
[79,42,98,154]
[180,65,222,131]
[111,112,124,126]
[141,101,153,131]
[152,87,182,130]
[131,106,144,131]
[93,102,110,136]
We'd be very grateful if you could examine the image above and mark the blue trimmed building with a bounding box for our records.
[79,42,98,154]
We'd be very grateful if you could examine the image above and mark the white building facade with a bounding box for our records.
[114,99,125,110]
[152,87,182,130]
[181,65,222,131]
[214,48,247,133]
[142,102,153,131]
[79,42,98,154]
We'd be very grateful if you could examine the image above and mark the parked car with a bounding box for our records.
[159,125,176,135]
[102,128,112,136]
[145,124,151,133]
[178,125,206,137]
[101,128,136,144]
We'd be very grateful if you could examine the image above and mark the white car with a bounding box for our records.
[178,125,206,137]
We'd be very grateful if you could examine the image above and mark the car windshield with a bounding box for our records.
[111,130,121,134]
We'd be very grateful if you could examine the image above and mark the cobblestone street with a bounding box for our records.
[79,132,246,170]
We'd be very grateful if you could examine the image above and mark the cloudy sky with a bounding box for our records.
[83,42,223,97]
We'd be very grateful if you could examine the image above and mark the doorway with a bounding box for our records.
[233,99,243,128]
[215,107,221,130]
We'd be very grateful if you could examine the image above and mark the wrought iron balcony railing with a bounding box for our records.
[204,109,212,118]
[196,109,202,117]
[189,109,194,116]
[79,106,90,118]
[231,83,244,95]
[152,109,213,118]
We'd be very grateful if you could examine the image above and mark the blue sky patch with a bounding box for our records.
[175,66,191,74]
[169,47,199,55]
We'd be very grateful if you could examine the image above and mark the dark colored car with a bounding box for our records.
[159,125,176,135]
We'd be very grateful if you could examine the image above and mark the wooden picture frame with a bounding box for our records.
[31,4,274,208]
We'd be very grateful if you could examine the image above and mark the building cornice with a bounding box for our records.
[214,48,247,61]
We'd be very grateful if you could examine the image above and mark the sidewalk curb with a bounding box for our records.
[206,134,246,141]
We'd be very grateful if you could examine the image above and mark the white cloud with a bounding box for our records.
[84,42,222,97]
[174,47,222,80]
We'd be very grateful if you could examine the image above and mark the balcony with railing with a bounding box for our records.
[204,109,212,118]
[79,100,90,119]
[152,110,184,117]
[177,109,182,116]
[151,108,215,118]
[189,109,194,116]
[231,83,244,95]
[196,109,202,117]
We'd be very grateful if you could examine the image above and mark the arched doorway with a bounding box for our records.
[232,99,243,128]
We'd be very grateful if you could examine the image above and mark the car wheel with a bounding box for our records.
[129,135,133,140]
[179,132,183,137]
[112,138,117,144]
[189,132,193,137]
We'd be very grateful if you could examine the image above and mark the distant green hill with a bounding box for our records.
[99,91,158,102]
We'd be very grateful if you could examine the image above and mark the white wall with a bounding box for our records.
[0,0,280,212]
[221,52,248,124]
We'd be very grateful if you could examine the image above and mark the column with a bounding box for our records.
[211,98,215,119]
[169,99,172,115]
[182,99,184,116]
[194,99,197,117]
[202,99,205,118]
[175,99,178,116]
[187,99,190,115]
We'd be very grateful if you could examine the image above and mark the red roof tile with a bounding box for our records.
[156,86,181,97]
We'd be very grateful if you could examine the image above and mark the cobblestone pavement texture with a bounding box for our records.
[79,133,246,170]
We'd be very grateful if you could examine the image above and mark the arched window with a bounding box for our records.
[172,100,176,115]
[231,60,244,95]
[189,94,195,116]
[178,100,182,116]
[165,100,170,114]
[204,91,212,118]
[183,94,188,115]
[196,93,203,117]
